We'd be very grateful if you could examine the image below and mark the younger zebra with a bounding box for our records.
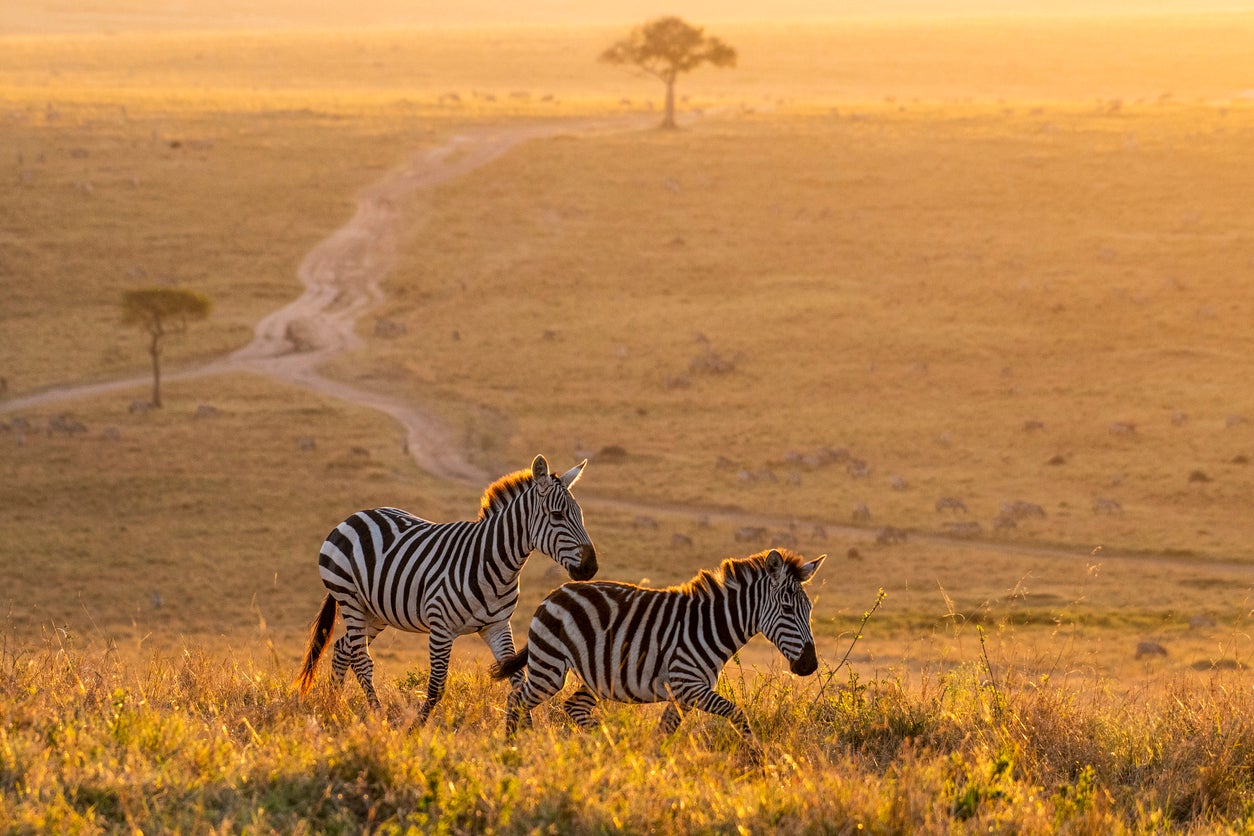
[492,548,825,744]
[296,454,597,721]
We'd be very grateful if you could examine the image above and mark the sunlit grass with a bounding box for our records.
[3,640,1253,832]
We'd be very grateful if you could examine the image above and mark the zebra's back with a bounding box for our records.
[319,507,502,634]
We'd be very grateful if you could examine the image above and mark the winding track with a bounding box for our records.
[3,118,1248,576]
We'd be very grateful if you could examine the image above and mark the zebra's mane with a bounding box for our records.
[477,468,537,520]
[679,548,809,597]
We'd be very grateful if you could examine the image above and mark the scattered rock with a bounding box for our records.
[734,526,767,543]
[595,444,628,463]
[1092,497,1123,514]
[875,526,908,546]
[945,521,982,538]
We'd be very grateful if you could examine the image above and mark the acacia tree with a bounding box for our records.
[121,288,211,408]
[600,16,737,130]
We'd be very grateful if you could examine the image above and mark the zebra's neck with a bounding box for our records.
[693,573,761,661]
[476,484,538,575]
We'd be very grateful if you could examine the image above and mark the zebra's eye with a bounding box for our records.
[780,598,797,615]
[548,509,565,522]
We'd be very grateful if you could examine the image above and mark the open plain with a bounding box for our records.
[2,5,1254,831]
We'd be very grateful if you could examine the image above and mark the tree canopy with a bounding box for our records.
[121,287,211,407]
[600,16,737,129]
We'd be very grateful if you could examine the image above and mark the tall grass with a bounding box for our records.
[3,637,1252,833]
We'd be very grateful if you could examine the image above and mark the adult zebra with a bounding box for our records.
[296,454,598,721]
[492,548,825,746]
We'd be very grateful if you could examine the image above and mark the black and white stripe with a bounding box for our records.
[493,548,825,742]
[296,454,597,721]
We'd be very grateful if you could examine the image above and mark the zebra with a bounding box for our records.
[295,454,598,721]
[492,547,825,747]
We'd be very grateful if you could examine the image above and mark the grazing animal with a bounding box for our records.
[296,455,597,721]
[492,548,825,747]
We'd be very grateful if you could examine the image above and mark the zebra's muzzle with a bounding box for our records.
[569,544,598,581]
[790,642,818,676]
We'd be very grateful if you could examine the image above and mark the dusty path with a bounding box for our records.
[2,120,636,485]
[4,117,1249,578]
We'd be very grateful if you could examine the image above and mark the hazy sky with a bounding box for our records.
[6,0,1254,34]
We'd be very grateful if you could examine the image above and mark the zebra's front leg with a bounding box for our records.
[675,684,762,763]
[671,680,754,740]
[417,631,455,725]
[480,621,532,730]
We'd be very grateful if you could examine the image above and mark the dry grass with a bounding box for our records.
[374,105,1254,564]
[3,640,1254,833]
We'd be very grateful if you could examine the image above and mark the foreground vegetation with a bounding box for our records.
[2,641,1253,833]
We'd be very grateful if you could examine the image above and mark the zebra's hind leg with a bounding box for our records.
[659,702,684,736]
[561,685,599,730]
[504,684,530,738]
[330,634,353,689]
[333,612,384,710]
[504,659,568,738]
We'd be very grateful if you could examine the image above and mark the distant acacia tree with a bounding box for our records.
[121,288,211,408]
[600,16,737,129]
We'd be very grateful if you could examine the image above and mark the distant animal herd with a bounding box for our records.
[295,454,825,751]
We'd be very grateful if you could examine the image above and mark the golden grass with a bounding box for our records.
[3,641,1254,832]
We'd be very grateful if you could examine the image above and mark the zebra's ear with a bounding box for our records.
[531,455,550,482]
[559,460,587,489]
[765,549,786,584]
[798,554,826,584]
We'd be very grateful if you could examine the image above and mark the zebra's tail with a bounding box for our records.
[295,593,338,698]
[490,646,529,680]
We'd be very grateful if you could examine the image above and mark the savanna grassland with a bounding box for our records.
[3,8,1254,831]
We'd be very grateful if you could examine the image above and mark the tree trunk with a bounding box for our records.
[149,331,163,408]
[661,75,677,129]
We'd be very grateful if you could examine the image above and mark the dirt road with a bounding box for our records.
[2,121,635,486]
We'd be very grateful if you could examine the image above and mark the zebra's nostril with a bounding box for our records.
[790,642,818,676]
[571,544,598,580]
